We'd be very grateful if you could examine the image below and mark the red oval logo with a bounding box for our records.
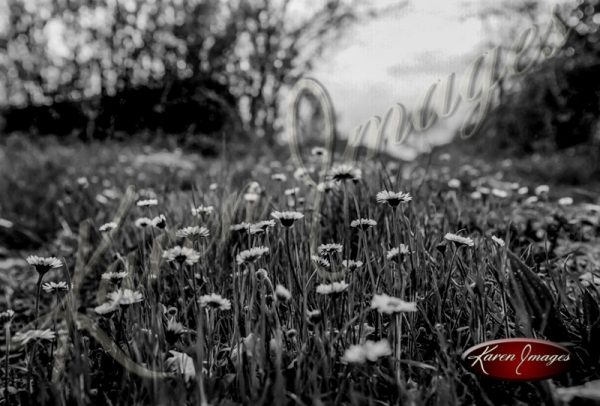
[461,338,571,381]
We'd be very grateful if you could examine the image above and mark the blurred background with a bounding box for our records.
[1,0,600,249]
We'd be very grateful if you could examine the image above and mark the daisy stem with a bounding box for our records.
[4,323,10,406]
[34,274,44,327]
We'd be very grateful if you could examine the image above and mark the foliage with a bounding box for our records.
[1,139,600,405]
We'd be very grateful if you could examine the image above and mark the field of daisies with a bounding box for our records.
[1,137,600,405]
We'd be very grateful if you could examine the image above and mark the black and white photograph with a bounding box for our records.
[1,0,600,404]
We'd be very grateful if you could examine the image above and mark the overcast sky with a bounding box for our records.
[312,0,565,158]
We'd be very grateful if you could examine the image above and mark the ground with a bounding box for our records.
[1,134,600,405]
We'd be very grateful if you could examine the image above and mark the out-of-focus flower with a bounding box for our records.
[136,199,158,207]
[558,197,574,206]
[191,205,215,217]
[271,173,287,182]
[534,185,550,196]
[99,222,118,232]
[316,281,349,295]
[284,187,300,196]
[134,217,153,228]
[444,233,474,247]
[342,339,392,363]
[371,294,417,314]
[0,309,15,324]
[13,329,56,345]
[101,271,128,282]
[275,285,292,302]
[94,301,119,315]
[387,244,411,261]
[166,350,196,382]
[448,179,461,189]
[491,235,505,247]
[307,309,322,324]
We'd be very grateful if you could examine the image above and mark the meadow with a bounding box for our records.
[1,135,600,405]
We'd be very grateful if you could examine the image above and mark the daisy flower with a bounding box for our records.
[330,164,361,182]
[94,301,119,315]
[470,191,482,200]
[26,256,62,275]
[448,179,461,189]
[0,309,15,324]
[13,329,55,345]
[42,281,69,294]
[371,294,417,314]
[101,271,128,282]
[376,191,412,207]
[444,233,474,247]
[558,197,573,206]
[294,167,308,180]
[311,147,327,156]
[275,284,292,302]
[317,243,343,256]
[316,181,335,193]
[491,189,509,198]
[534,185,550,196]
[107,289,144,306]
[151,214,167,229]
[271,211,304,227]
[252,220,276,231]
[491,235,505,247]
[524,196,539,205]
[191,205,215,217]
[136,199,158,207]
[244,192,260,202]
[236,247,269,265]
[199,293,231,310]
[284,187,300,196]
[271,173,287,182]
[316,281,349,295]
[386,244,411,261]
[166,351,196,382]
[134,217,153,228]
[350,218,377,231]
[176,226,210,239]
[341,260,363,271]
[163,246,201,266]
[306,309,322,324]
[99,222,118,232]
[342,339,392,364]
[311,255,331,269]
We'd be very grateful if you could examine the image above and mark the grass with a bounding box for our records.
[1,135,600,405]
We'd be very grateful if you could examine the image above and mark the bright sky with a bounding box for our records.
[312,0,565,158]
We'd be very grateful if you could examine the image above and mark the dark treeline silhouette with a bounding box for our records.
[473,1,600,159]
[0,0,393,144]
